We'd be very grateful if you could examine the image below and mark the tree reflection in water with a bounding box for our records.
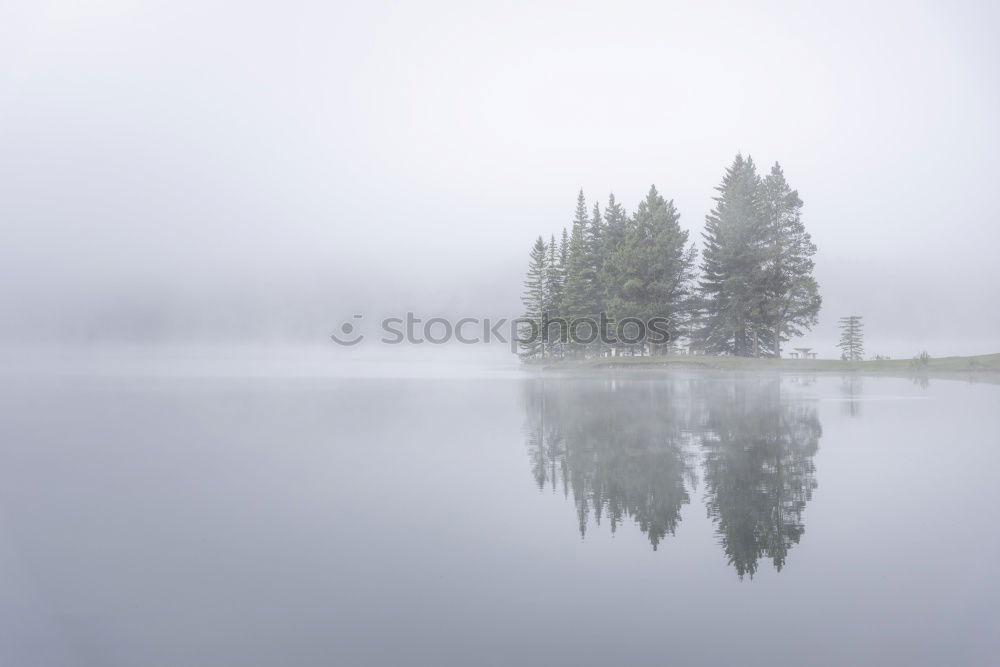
[522,376,821,579]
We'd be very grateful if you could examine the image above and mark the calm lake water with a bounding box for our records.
[2,357,999,666]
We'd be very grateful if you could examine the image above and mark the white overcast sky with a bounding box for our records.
[1,0,998,354]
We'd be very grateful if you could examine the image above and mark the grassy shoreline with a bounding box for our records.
[536,352,1000,376]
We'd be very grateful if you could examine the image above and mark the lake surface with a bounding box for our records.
[2,357,999,666]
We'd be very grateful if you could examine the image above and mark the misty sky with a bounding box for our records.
[2,0,998,355]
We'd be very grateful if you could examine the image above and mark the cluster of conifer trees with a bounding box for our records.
[519,153,821,359]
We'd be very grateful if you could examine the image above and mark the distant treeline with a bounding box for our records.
[519,153,821,359]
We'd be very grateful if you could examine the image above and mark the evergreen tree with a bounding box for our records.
[544,233,562,314]
[603,185,697,355]
[760,163,821,357]
[562,190,602,353]
[587,201,607,349]
[838,315,864,361]
[543,233,564,356]
[696,154,767,356]
[558,226,569,283]
[561,191,589,318]
[587,200,605,300]
[599,192,629,344]
[519,236,548,360]
[556,226,570,348]
[602,192,628,264]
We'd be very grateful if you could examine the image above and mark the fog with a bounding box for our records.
[2,0,999,357]
[4,7,1000,662]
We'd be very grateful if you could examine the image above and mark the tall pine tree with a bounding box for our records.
[557,226,569,326]
[562,190,602,353]
[544,233,565,355]
[558,227,569,284]
[544,233,562,315]
[837,315,864,361]
[588,200,605,301]
[696,154,768,356]
[604,185,697,355]
[519,236,548,359]
[759,163,821,356]
[602,193,628,263]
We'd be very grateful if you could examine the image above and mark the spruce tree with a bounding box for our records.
[602,193,628,263]
[562,190,602,354]
[519,236,548,360]
[587,201,607,350]
[561,191,590,317]
[544,233,562,315]
[838,315,864,361]
[696,154,767,356]
[544,233,564,355]
[556,226,570,344]
[558,227,569,280]
[604,185,697,355]
[760,163,821,357]
[598,192,629,348]
[588,201,605,300]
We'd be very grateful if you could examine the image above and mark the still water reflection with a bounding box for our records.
[2,366,998,666]
[523,377,820,578]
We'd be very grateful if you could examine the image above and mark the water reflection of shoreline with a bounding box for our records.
[522,377,822,579]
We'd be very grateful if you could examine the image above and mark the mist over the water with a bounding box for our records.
[2,0,999,357]
[4,5,1000,665]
